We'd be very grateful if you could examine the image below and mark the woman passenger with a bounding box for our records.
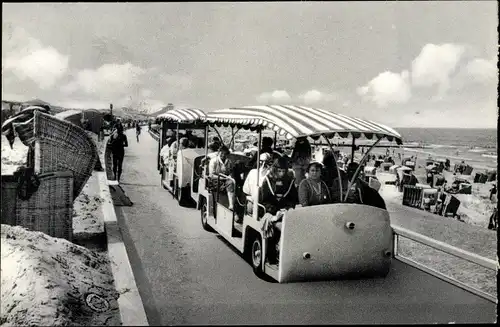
[290,137,312,187]
[298,162,332,207]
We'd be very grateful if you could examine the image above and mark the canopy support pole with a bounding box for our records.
[204,125,209,156]
[343,138,382,202]
[254,130,263,216]
[274,131,277,150]
[351,137,356,163]
[228,127,241,151]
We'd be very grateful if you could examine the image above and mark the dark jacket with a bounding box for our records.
[345,178,387,210]
[259,172,298,216]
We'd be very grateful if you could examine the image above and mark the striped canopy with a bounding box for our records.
[156,108,206,123]
[204,105,403,144]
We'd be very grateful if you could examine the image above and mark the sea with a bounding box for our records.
[394,128,497,171]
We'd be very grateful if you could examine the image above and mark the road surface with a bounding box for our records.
[114,130,495,325]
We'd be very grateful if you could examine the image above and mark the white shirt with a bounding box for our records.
[208,155,229,177]
[160,144,170,162]
[243,167,270,199]
[170,141,179,157]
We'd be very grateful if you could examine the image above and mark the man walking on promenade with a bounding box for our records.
[136,122,141,142]
[108,124,128,182]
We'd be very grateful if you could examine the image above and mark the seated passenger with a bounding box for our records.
[208,136,221,151]
[172,137,189,160]
[200,142,221,176]
[290,137,312,187]
[260,155,298,216]
[159,142,171,167]
[344,162,387,210]
[298,162,332,207]
[260,156,298,263]
[321,150,342,203]
[243,152,274,201]
[208,145,235,210]
[246,137,281,170]
[166,131,177,147]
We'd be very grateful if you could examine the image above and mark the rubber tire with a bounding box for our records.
[251,235,264,276]
[178,186,192,207]
[200,198,214,232]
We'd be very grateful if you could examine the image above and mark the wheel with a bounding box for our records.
[251,236,264,276]
[178,186,191,207]
[200,198,214,232]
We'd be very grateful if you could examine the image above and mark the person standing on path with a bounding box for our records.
[108,124,128,182]
[136,123,141,142]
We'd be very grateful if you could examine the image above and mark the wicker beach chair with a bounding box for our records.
[15,171,74,241]
[14,110,98,198]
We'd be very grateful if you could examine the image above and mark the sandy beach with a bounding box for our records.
[1,132,119,326]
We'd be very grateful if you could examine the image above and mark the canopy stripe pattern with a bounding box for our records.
[156,108,206,122]
[204,105,402,144]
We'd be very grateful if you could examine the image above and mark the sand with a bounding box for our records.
[0,224,120,326]
[363,146,497,229]
[1,132,119,326]
[0,137,28,175]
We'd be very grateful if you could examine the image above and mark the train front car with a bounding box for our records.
[204,105,403,282]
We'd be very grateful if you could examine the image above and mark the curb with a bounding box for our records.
[97,137,149,326]
[148,129,159,141]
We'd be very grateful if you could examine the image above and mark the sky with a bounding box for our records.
[2,2,498,128]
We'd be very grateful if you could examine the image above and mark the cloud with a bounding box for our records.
[464,58,497,84]
[299,90,337,104]
[256,90,292,104]
[2,27,69,89]
[357,70,411,107]
[357,43,494,107]
[140,89,153,98]
[159,74,193,93]
[63,62,146,99]
[411,43,465,96]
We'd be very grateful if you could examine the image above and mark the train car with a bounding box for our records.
[155,108,208,206]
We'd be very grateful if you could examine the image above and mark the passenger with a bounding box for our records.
[321,150,343,203]
[260,155,298,216]
[208,136,221,151]
[185,130,198,148]
[246,136,281,169]
[159,141,171,167]
[201,141,222,171]
[344,162,387,210]
[166,131,177,147]
[208,145,236,210]
[298,162,332,207]
[243,153,274,201]
[290,137,312,187]
[260,156,298,263]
